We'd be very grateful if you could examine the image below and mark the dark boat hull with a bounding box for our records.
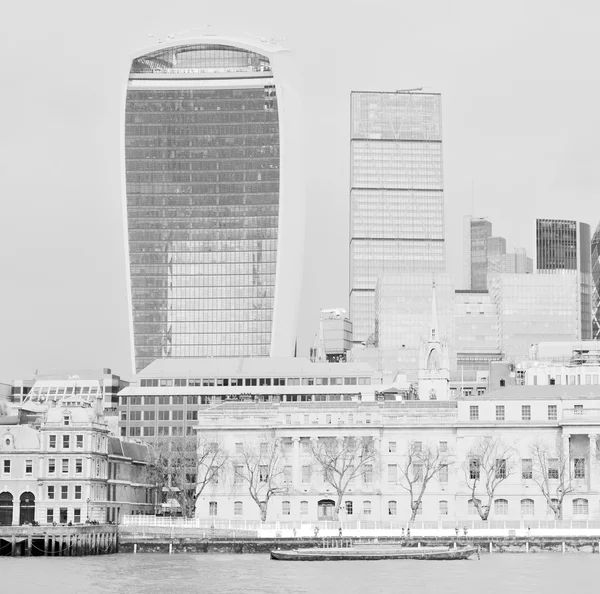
[270,547,477,561]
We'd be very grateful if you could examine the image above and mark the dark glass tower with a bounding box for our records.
[124,40,302,372]
[535,219,592,340]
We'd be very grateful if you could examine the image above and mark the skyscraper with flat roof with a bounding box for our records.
[123,37,305,373]
[349,91,445,344]
[535,219,592,340]
[463,217,492,291]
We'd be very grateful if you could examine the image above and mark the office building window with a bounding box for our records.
[300,501,309,515]
[209,501,218,516]
[388,500,397,516]
[234,501,243,516]
[282,501,291,515]
[469,406,479,421]
[548,405,558,421]
[522,459,532,480]
[61,486,68,500]
[522,405,531,421]
[439,500,448,516]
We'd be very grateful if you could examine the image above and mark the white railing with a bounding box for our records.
[120,515,600,538]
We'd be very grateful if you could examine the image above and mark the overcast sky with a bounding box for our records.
[1,0,598,381]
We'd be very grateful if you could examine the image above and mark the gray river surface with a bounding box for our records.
[0,553,598,593]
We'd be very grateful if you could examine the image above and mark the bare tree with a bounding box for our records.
[195,437,229,502]
[310,436,378,521]
[530,438,573,519]
[398,440,452,522]
[235,434,286,522]
[146,435,227,517]
[463,436,515,521]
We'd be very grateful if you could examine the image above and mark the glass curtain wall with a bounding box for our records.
[349,92,445,344]
[125,44,280,371]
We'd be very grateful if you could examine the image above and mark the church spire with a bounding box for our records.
[429,280,439,344]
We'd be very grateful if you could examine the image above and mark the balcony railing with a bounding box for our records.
[563,409,600,423]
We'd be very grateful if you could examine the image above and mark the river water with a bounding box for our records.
[0,553,598,593]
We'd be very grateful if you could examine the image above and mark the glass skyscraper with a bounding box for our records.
[349,92,445,344]
[535,219,592,340]
[124,38,305,372]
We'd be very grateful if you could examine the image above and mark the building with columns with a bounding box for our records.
[195,385,600,525]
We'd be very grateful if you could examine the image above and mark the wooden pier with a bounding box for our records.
[0,525,118,556]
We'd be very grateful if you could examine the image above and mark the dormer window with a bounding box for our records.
[63,415,70,426]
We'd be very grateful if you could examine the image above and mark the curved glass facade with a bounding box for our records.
[125,44,280,371]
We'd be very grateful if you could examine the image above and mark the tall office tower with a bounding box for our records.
[349,92,445,344]
[463,217,492,290]
[488,274,580,361]
[535,219,593,340]
[488,247,533,275]
[592,222,600,340]
[124,37,305,372]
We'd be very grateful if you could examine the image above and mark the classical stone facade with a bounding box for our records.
[0,396,155,526]
[195,386,600,524]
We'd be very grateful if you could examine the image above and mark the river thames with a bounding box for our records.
[0,553,598,593]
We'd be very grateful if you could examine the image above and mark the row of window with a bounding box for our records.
[47,485,84,500]
[469,404,560,421]
[139,376,372,388]
[207,498,593,518]
[47,507,81,524]
[469,458,587,480]
[47,434,85,449]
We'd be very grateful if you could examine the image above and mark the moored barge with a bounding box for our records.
[270,543,477,561]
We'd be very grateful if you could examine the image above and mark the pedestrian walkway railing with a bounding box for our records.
[121,515,600,538]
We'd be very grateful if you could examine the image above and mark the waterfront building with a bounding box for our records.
[592,222,600,340]
[195,385,600,524]
[488,273,580,362]
[535,219,593,340]
[124,37,305,372]
[117,357,381,440]
[0,395,154,526]
[349,91,445,344]
[8,380,34,405]
[373,273,456,380]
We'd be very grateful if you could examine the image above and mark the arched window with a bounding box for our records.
[282,501,291,515]
[233,501,243,516]
[439,500,448,516]
[521,498,534,516]
[0,492,13,526]
[209,501,218,516]
[494,499,508,515]
[573,498,588,515]
[468,498,481,515]
[388,500,397,516]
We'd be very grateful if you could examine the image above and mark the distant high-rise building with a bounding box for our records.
[592,222,600,340]
[123,37,305,372]
[463,217,492,290]
[454,290,501,371]
[464,217,531,288]
[488,273,580,361]
[535,219,592,340]
[349,91,445,344]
